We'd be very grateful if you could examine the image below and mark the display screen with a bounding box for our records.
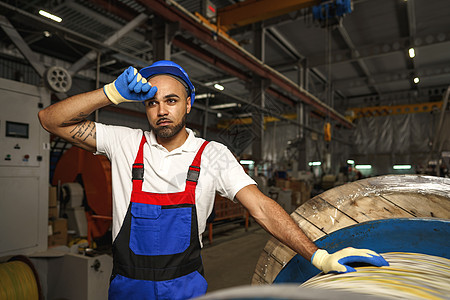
[6,121,29,138]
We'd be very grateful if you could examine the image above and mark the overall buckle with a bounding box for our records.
[132,163,144,181]
[187,166,200,183]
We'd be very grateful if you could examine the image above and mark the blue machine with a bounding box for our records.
[312,0,352,21]
[274,218,450,284]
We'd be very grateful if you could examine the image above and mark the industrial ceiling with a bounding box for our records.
[1,0,449,129]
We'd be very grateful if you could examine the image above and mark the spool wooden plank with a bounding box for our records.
[296,197,358,234]
[253,238,296,284]
[290,212,326,241]
[381,193,450,218]
[252,213,326,285]
[323,194,414,222]
[252,175,450,285]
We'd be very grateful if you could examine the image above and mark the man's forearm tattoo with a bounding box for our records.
[70,121,95,141]
[60,112,90,126]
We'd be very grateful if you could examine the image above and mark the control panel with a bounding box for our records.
[0,89,47,167]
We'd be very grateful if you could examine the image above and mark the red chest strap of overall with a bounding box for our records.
[185,140,209,192]
[132,135,147,191]
[131,135,209,192]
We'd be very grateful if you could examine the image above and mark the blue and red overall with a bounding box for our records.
[109,135,209,299]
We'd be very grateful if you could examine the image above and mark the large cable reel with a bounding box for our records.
[44,66,72,93]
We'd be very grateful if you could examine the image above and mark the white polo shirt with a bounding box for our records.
[95,123,256,245]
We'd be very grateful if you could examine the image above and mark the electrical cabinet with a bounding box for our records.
[0,78,50,256]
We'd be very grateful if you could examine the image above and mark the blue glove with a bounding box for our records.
[311,247,389,273]
[103,66,157,105]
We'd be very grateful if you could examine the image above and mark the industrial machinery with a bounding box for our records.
[0,77,112,300]
[250,175,450,297]
[52,146,113,244]
[197,175,450,299]
[0,77,50,257]
[253,174,450,285]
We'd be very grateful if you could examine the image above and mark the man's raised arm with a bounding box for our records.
[38,66,157,152]
[38,88,109,152]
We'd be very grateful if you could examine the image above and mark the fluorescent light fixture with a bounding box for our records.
[39,10,62,23]
[355,165,372,169]
[210,103,238,109]
[240,160,254,165]
[195,93,215,100]
[413,77,420,84]
[214,83,224,91]
[393,165,412,170]
[408,48,415,58]
[308,161,322,166]
[347,159,355,164]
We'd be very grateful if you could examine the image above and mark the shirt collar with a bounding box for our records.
[147,128,198,153]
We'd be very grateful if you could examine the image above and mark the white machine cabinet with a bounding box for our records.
[0,77,50,256]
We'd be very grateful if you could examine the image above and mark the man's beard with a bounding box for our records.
[150,113,187,139]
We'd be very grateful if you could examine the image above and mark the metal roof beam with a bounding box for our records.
[0,15,46,77]
[308,31,450,67]
[339,84,450,108]
[68,13,148,75]
[336,22,381,96]
[405,0,418,90]
[137,0,353,128]
[333,63,450,90]
[217,0,319,30]
[267,27,346,100]
[0,2,149,68]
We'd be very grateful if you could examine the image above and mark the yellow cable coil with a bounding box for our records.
[302,252,450,300]
[0,259,39,300]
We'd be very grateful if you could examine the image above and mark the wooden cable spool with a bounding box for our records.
[302,252,450,300]
[0,255,42,300]
[252,175,450,285]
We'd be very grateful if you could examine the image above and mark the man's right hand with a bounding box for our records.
[104,66,157,105]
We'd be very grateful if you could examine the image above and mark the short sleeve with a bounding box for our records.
[95,122,142,160]
[205,142,256,201]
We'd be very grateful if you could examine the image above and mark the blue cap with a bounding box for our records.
[139,60,195,105]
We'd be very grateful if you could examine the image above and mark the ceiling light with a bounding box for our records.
[214,83,224,91]
[413,77,420,84]
[347,159,355,164]
[195,93,215,100]
[355,165,372,169]
[240,160,254,165]
[210,103,238,109]
[408,48,415,58]
[39,10,62,23]
[393,165,412,170]
[308,161,322,166]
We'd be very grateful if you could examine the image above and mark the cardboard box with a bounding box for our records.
[290,180,311,195]
[49,206,58,219]
[48,218,68,247]
[275,179,290,189]
[49,186,57,207]
[291,191,311,207]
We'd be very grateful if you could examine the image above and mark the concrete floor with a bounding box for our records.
[201,222,271,293]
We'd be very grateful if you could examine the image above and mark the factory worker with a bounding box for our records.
[38,60,388,300]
